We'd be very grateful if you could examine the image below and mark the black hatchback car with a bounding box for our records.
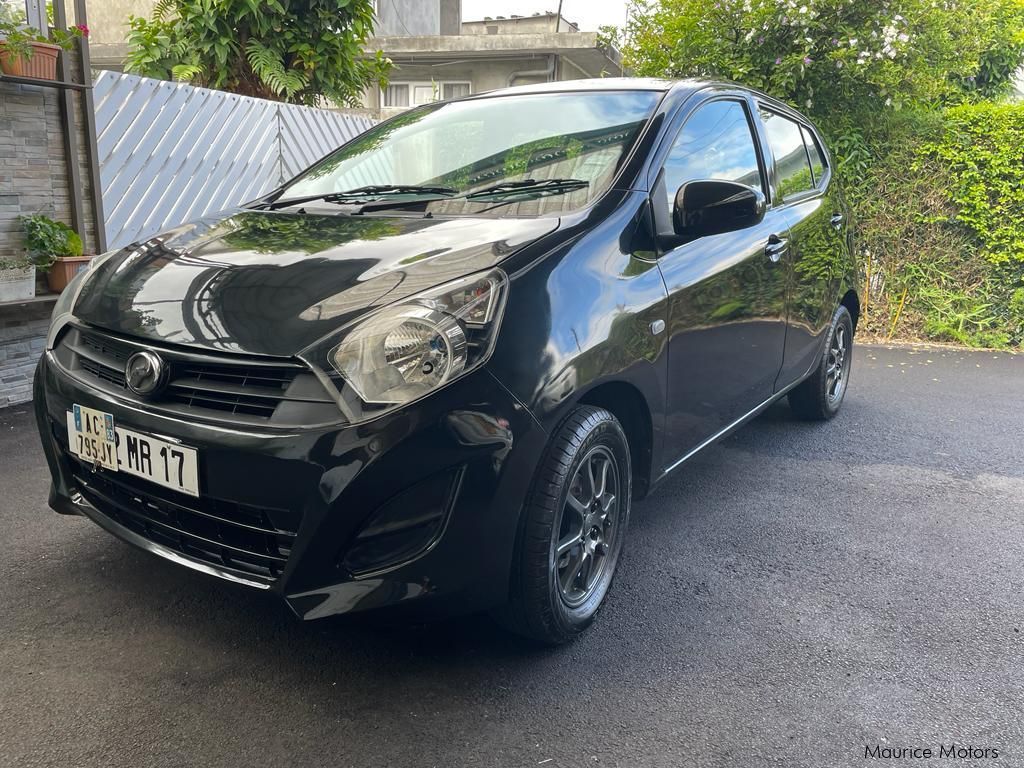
[35,78,858,644]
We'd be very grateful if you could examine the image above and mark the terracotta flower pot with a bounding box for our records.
[47,255,92,293]
[0,40,61,80]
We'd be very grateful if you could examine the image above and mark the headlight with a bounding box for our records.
[301,269,507,423]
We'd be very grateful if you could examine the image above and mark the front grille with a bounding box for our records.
[66,450,300,583]
[54,324,339,426]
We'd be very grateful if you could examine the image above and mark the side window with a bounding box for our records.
[801,125,827,186]
[661,100,763,211]
[760,109,814,201]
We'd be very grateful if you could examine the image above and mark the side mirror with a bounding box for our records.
[672,180,767,240]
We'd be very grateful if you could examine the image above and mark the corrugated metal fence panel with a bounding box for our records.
[94,71,375,250]
[278,102,375,181]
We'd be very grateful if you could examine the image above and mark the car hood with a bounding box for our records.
[73,209,558,357]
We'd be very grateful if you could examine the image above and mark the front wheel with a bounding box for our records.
[789,304,854,420]
[497,406,631,645]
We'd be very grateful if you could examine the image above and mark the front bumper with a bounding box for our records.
[34,351,546,620]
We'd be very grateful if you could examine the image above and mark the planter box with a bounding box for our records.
[0,266,36,302]
[47,255,91,292]
[0,40,60,81]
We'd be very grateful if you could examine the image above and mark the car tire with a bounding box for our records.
[497,405,631,645]
[789,304,854,420]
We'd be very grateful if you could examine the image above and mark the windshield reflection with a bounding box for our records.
[282,91,661,216]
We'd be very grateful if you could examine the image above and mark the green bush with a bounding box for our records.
[125,0,389,107]
[852,107,1024,347]
[919,103,1024,266]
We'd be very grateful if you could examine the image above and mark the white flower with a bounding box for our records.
[806,99,813,107]
[898,33,909,43]
[799,5,808,12]
[885,97,892,106]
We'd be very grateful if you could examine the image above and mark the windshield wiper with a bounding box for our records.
[464,178,590,200]
[338,184,459,197]
[262,184,458,210]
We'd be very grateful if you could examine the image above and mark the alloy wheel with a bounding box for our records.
[554,445,621,608]
[826,324,849,404]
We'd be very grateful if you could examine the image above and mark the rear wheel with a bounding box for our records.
[789,305,854,420]
[498,406,631,645]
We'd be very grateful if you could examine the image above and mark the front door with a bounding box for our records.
[757,109,847,385]
[655,98,790,468]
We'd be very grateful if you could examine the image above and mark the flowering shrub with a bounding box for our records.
[623,0,1024,121]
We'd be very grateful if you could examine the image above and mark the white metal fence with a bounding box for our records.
[93,71,375,249]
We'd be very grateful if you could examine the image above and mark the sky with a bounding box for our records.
[461,0,630,32]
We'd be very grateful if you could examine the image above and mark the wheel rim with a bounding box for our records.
[554,445,621,608]
[826,324,849,404]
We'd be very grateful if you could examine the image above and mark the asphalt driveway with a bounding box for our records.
[1,343,1022,768]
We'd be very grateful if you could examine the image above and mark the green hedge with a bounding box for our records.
[921,103,1024,266]
[850,104,1024,348]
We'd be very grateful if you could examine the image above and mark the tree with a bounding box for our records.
[622,0,1024,121]
[125,0,390,107]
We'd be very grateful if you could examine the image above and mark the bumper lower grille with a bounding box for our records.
[67,452,300,583]
[54,324,339,427]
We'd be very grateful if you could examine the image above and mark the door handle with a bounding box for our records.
[765,234,788,263]
[830,213,845,230]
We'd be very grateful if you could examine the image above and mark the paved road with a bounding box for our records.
[1,344,1022,768]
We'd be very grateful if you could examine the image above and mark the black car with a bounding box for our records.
[35,78,858,644]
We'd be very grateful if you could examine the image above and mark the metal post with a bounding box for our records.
[52,0,86,242]
[24,0,45,29]
[74,0,107,252]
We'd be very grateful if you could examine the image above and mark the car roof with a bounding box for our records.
[471,77,777,104]
[461,78,815,127]
[470,77,684,98]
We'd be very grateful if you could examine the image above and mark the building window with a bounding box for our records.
[382,81,472,108]
[383,84,410,107]
[442,83,471,100]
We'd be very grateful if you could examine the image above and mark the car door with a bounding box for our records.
[653,96,791,468]
[756,107,847,386]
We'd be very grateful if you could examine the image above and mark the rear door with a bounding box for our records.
[654,96,791,467]
[756,107,847,386]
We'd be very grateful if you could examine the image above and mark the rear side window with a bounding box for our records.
[661,99,763,211]
[801,125,827,185]
[760,109,814,201]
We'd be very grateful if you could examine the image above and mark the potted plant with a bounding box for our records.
[0,21,88,81]
[0,246,53,303]
[19,213,90,293]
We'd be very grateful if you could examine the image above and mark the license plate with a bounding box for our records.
[67,405,200,497]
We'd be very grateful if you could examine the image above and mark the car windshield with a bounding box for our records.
[279,90,661,216]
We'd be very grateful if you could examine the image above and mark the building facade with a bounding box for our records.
[365,4,625,119]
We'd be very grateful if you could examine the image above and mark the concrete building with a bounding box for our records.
[365,2,625,118]
[86,0,155,70]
